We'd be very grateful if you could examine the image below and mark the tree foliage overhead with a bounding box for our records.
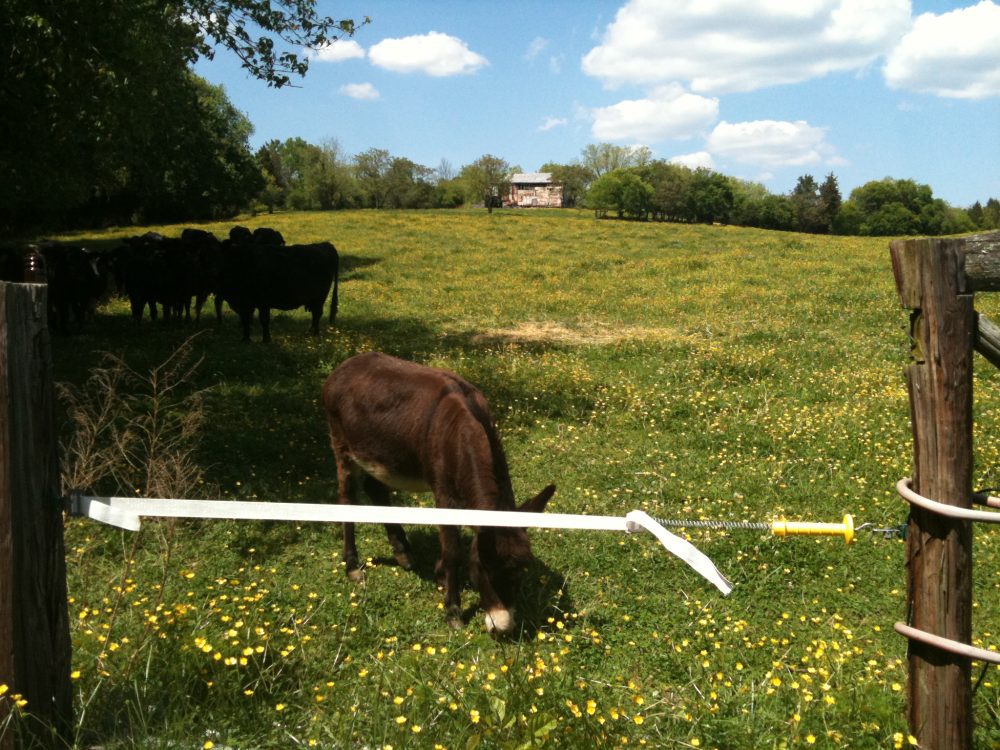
[1,1,360,233]
[188,1,366,88]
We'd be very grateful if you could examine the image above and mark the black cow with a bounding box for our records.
[228,225,285,246]
[229,225,253,244]
[39,242,107,333]
[251,227,285,246]
[219,241,339,342]
[181,228,226,322]
[0,243,107,332]
[0,245,25,282]
[116,233,198,324]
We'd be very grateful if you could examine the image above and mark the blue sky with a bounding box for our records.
[194,0,1000,207]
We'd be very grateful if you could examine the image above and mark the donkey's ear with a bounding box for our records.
[519,484,555,513]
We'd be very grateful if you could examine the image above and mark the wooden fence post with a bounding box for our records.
[0,279,72,748]
[890,237,975,748]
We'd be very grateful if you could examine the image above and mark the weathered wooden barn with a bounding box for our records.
[507,173,563,208]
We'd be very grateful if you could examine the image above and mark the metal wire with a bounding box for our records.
[651,516,771,532]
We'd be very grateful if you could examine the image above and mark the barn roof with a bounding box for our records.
[511,172,553,185]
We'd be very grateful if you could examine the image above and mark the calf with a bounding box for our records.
[322,352,554,634]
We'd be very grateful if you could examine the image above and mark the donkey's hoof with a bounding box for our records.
[347,568,366,584]
[446,606,464,630]
[394,552,415,571]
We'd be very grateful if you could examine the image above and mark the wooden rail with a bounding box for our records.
[889,231,1000,749]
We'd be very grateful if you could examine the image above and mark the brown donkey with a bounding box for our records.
[322,352,555,634]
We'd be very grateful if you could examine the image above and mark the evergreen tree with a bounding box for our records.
[790,175,826,233]
[967,201,984,228]
[819,173,842,232]
[985,198,1000,229]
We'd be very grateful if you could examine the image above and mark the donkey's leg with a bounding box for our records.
[334,455,363,583]
[362,476,413,570]
[435,525,463,628]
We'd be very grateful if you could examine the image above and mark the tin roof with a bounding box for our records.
[511,172,553,185]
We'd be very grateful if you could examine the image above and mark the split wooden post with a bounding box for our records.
[889,233,1000,748]
[0,279,72,748]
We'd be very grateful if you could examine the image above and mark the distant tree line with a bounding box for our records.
[545,143,996,236]
[252,138,997,237]
[252,141,518,212]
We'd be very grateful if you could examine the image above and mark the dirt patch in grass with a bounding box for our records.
[467,320,691,346]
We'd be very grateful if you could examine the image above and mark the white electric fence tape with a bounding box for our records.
[71,494,733,595]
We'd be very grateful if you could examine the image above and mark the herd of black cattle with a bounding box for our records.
[0,226,339,342]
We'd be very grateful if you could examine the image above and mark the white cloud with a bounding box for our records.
[368,32,488,76]
[309,39,365,63]
[525,36,549,61]
[539,116,568,132]
[591,84,719,142]
[339,82,380,100]
[670,152,715,170]
[706,120,837,168]
[884,1,1000,99]
[582,0,912,93]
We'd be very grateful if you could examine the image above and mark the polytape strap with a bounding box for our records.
[73,495,732,593]
[626,510,733,596]
[75,495,629,532]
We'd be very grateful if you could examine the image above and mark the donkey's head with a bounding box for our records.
[469,484,555,635]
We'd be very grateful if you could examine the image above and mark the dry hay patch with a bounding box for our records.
[466,320,693,346]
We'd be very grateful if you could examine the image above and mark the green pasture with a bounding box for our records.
[21,210,1000,747]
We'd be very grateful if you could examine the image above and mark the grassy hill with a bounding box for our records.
[38,210,1000,748]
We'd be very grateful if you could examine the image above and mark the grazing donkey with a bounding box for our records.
[322,352,555,634]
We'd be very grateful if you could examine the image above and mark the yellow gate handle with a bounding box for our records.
[771,514,855,544]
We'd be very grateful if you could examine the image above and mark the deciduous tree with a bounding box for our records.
[460,155,512,208]
[639,162,693,222]
[539,163,594,208]
[580,144,651,177]
[687,169,734,224]
[354,148,392,209]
